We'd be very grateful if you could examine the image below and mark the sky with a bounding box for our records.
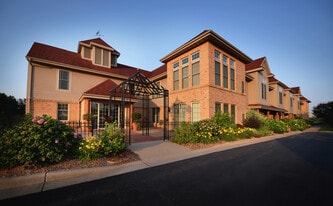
[0,0,332,113]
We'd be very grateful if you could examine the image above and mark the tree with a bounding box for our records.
[0,93,26,131]
[312,101,333,125]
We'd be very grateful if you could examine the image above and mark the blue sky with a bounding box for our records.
[0,0,332,113]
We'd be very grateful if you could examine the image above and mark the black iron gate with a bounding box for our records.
[109,71,169,144]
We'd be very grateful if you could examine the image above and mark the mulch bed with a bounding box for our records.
[0,149,140,178]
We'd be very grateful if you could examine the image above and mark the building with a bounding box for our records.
[25,29,311,131]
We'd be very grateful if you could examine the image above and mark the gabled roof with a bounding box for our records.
[80,38,112,48]
[300,96,311,103]
[78,38,120,56]
[290,87,301,95]
[245,57,266,71]
[160,30,252,64]
[268,76,289,89]
[26,42,141,78]
[148,64,167,79]
[84,79,118,96]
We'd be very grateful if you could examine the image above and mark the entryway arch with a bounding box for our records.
[109,71,169,144]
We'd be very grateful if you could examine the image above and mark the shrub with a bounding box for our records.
[0,114,81,168]
[171,122,196,144]
[243,110,265,129]
[282,118,310,131]
[78,121,125,162]
[264,119,288,134]
[212,111,234,128]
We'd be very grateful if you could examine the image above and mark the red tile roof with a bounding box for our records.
[84,79,118,96]
[290,87,301,94]
[79,38,120,55]
[148,64,167,78]
[80,38,112,48]
[26,42,148,78]
[245,57,266,71]
[268,76,289,89]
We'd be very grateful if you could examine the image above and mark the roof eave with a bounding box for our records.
[160,30,252,64]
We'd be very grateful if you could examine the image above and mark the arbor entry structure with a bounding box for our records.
[109,71,169,144]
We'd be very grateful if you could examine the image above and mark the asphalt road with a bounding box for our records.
[2,132,333,206]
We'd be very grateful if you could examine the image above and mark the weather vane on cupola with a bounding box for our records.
[95,29,104,37]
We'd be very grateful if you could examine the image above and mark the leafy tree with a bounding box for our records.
[0,93,26,131]
[312,101,333,125]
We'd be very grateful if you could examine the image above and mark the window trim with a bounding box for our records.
[58,70,70,91]
[94,47,111,67]
[57,103,69,121]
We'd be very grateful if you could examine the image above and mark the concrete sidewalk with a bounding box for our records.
[0,128,319,200]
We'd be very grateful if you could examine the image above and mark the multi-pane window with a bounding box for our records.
[191,102,200,122]
[279,86,283,104]
[94,47,110,67]
[261,77,267,100]
[182,57,189,89]
[173,70,179,90]
[59,70,69,90]
[91,101,110,128]
[173,62,179,90]
[223,55,228,88]
[174,103,186,123]
[242,81,245,94]
[57,103,68,120]
[192,52,200,86]
[83,47,91,59]
[231,104,236,123]
[215,102,221,113]
[230,59,235,90]
[152,108,160,124]
[215,51,221,86]
[223,103,229,114]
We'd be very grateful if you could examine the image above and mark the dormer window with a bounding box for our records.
[94,47,110,67]
[111,54,117,67]
[83,47,91,59]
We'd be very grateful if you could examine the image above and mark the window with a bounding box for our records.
[173,62,179,69]
[223,55,228,88]
[279,86,283,104]
[59,70,69,90]
[182,66,189,89]
[95,48,102,65]
[242,81,245,94]
[231,104,236,123]
[182,57,188,65]
[57,103,68,120]
[152,108,160,124]
[192,62,200,86]
[261,77,267,100]
[223,103,229,114]
[91,101,110,128]
[174,103,186,123]
[182,57,189,89]
[192,102,200,122]
[83,47,91,59]
[215,51,221,86]
[192,52,200,86]
[111,54,117,66]
[173,70,179,90]
[192,52,200,60]
[215,102,221,113]
[230,59,235,90]
[94,47,110,67]
[290,94,293,107]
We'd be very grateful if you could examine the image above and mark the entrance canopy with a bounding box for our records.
[109,71,169,144]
